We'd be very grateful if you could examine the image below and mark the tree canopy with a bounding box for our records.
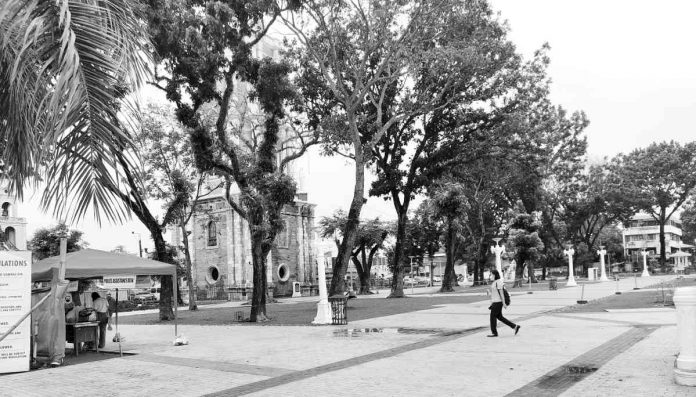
[30,223,86,260]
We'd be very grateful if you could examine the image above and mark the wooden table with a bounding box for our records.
[66,322,99,356]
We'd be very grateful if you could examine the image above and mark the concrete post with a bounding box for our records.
[674,286,696,386]
[641,250,650,277]
[564,246,577,287]
[597,247,609,281]
[312,257,331,325]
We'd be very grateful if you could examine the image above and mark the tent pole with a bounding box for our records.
[116,288,122,357]
[173,273,178,337]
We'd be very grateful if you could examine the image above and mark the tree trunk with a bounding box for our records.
[473,242,488,286]
[388,210,409,298]
[329,161,365,296]
[353,256,373,294]
[150,227,175,321]
[440,222,456,292]
[659,208,667,267]
[180,222,198,311]
[249,225,269,322]
[513,254,526,288]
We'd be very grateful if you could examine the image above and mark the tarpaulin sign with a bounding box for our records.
[0,251,32,374]
[101,275,136,290]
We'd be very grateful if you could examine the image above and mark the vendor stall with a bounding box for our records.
[31,249,178,363]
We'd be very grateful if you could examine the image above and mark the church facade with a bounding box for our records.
[188,187,319,299]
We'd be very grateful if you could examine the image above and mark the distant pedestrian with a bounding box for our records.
[106,293,116,331]
[92,292,109,348]
[487,269,520,337]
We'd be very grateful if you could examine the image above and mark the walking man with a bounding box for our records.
[487,269,520,337]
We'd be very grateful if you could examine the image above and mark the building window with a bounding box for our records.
[207,221,217,246]
[277,263,290,282]
[206,266,220,284]
[5,227,15,246]
[1,202,9,217]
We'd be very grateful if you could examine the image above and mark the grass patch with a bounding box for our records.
[119,294,489,326]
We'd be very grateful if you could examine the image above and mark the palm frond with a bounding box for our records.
[0,0,151,224]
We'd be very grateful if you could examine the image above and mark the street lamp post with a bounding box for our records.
[132,232,142,257]
[641,250,650,277]
[564,245,577,286]
[597,246,609,281]
[490,238,505,276]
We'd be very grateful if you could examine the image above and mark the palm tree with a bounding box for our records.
[0,0,151,223]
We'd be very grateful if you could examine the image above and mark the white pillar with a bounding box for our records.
[564,247,577,287]
[641,251,650,277]
[597,247,609,281]
[674,286,696,386]
[462,265,468,282]
[312,255,332,325]
[490,239,505,276]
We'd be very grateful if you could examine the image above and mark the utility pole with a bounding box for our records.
[132,232,142,257]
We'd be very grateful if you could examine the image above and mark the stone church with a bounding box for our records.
[176,34,319,299]
[186,183,318,299]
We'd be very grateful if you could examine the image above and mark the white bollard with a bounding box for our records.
[674,286,696,386]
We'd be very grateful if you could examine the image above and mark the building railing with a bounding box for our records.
[624,225,682,234]
[0,215,26,223]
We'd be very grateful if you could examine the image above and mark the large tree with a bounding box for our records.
[680,200,696,248]
[506,208,545,286]
[1,0,150,222]
[285,0,516,297]
[135,104,224,311]
[29,223,86,260]
[145,0,321,321]
[318,211,390,294]
[368,1,529,297]
[561,163,633,275]
[610,141,696,265]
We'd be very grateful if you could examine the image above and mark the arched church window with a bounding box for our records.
[1,202,10,217]
[207,221,217,246]
[5,227,15,246]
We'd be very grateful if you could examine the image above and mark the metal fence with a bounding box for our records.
[192,285,228,301]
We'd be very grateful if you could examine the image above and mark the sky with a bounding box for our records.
[16,0,696,253]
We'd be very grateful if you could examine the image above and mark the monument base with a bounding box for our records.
[312,300,332,325]
[674,366,696,387]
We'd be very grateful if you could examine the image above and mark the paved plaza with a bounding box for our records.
[2,275,693,396]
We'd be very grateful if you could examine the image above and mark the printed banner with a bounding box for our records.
[0,251,32,374]
[101,275,137,290]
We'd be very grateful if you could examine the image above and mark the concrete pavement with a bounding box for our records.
[1,275,692,396]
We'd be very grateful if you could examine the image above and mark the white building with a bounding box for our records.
[622,213,693,267]
[0,184,27,250]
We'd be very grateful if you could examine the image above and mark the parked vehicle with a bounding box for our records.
[133,292,157,304]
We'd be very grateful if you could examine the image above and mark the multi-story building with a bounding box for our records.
[622,213,693,266]
[0,184,27,250]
